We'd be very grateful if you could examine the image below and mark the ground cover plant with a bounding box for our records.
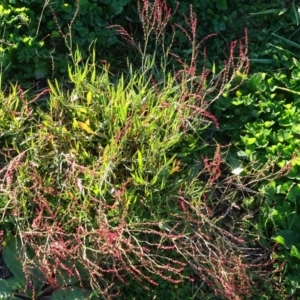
[0,0,300,299]
[0,0,296,87]
[0,0,130,87]
[212,58,300,296]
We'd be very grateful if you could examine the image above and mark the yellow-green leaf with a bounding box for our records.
[87,91,93,105]
[47,80,59,97]
[78,121,95,135]
[137,150,143,171]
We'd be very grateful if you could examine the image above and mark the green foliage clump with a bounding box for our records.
[212,57,300,297]
[0,0,129,86]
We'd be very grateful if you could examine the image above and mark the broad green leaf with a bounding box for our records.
[2,238,26,287]
[291,245,300,259]
[292,57,300,68]
[0,278,17,299]
[241,136,256,145]
[34,68,47,80]
[292,157,300,166]
[51,286,93,300]
[287,184,300,203]
[272,235,285,246]
[232,98,243,105]
[52,259,89,286]
[29,260,46,292]
[51,30,61,38]
[272,230,300,249]
[248,73,266,91]
[292,124,300,135]
[264,121,274,127]
[287,165,300,180]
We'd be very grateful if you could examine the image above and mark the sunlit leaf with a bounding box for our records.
[231,167,244,175]
[291,245,300,259]
[241,136,256,145]
[86,91,93,105]
[78,121,95,135]
[137,150,143,171]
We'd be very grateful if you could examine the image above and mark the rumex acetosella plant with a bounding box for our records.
[0,0,261,299]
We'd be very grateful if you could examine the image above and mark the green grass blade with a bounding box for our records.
[272,33,300,49]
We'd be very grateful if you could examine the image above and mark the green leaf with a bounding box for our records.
[241,136,256,145]
[212,60,216,75]
[51,286,93,300]
[247,72,266,91]
[287,184,300,203]
[279,7,288,15]
[292,124,300,135]
[291,245,300,259]
[264,121,274,127]
[0,278,17,299]
[53,259,89,286]
[231,98,244,106]
[272,235,285,246]
[250,9,281,16]
[292,57,300,68]
[34,68,47,79]
[137,150,143,171]
[292,0,299,25]
[272,230,300,249]
[51,30,61,38]
[29,260,46,292]
[272,33,300,50]
[287,165,300,180]
[2,238,26,287]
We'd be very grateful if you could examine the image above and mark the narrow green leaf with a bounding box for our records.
[212,60,216,75]
[47,80,59,97]
[272,33,300,50]
[249,58,273,64]
[278,7,288,15]
[137,150,143,171]
[292,0,299,25]
[250,9,281,16]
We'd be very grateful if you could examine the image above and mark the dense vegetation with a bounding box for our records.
[0,0,300,299]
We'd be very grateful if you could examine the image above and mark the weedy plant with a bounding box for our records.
[0,236,95,299]
[0,0,276,299]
